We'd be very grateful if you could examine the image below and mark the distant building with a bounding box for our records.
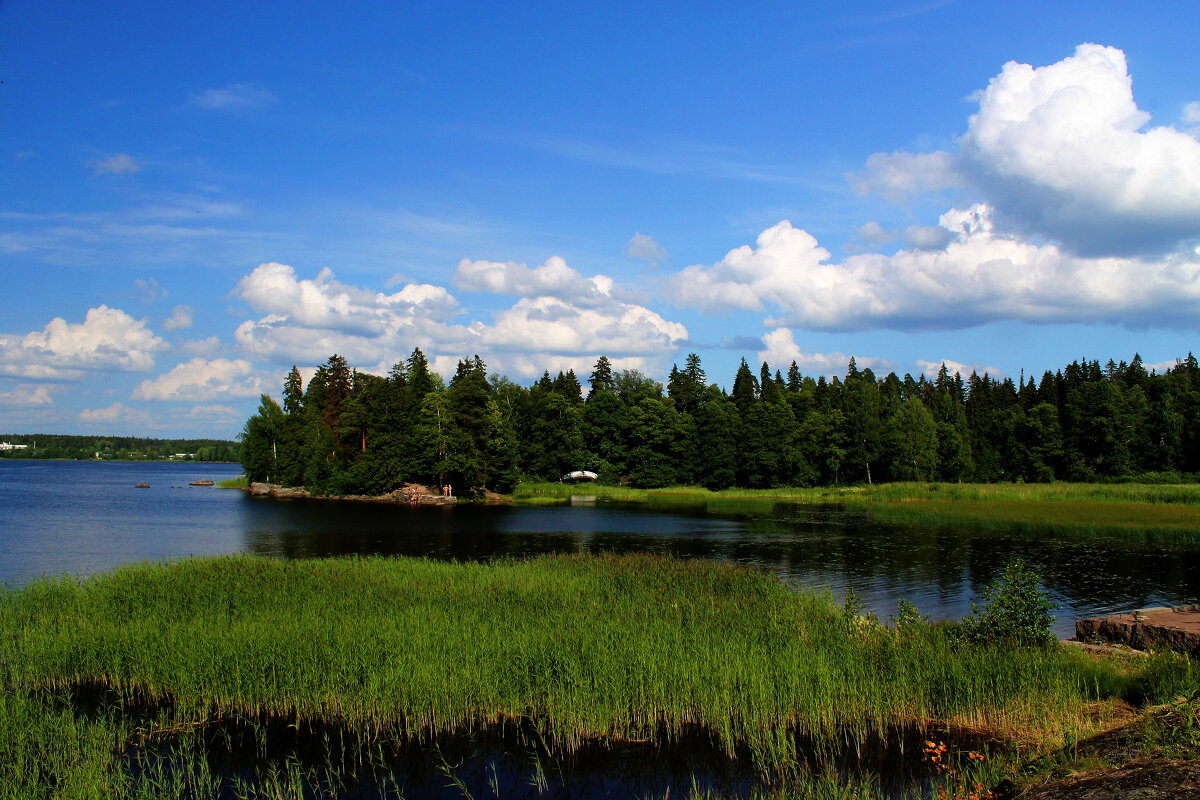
[0,442,29,451]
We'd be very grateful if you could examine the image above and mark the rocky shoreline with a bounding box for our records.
[246,482,510,505]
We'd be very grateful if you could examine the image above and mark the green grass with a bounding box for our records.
[0,554,1193,797]
[515,481,1200,533]
[216,475,248,489]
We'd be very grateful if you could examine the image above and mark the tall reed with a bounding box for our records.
[1,554,1191,795]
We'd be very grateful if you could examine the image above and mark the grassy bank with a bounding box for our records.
[515,481,1200,533]
[1,554,1194,797]
[216,475,248,489]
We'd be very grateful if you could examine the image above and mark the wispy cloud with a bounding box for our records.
[79,402,157,427]
[90,153,141,176]
[134,278,167,304]
[189,83,275,110]
[623,232,667,263]
[836,0,959,27]
[506,129,825,186]
[0,206,283,268]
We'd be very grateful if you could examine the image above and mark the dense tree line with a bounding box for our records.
[239,349,1200,496]
[0,435,240,461]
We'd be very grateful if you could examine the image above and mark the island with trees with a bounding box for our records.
[239,348,1200,498]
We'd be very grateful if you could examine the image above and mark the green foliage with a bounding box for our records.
[892,597,932,629]
[1,553,1177,795]
[235,348,1200,497]
[1122,650,1200,706]
[961,559,1057,647]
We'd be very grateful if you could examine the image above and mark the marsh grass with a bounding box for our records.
[515,481,1200,533]
[216,475,248,489]
[1,554,1194,797]
[861,499,1200,537]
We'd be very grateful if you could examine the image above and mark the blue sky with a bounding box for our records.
[3,0,1200,438]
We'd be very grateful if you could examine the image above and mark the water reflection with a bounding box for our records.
[232,494,1200,638]
[2,461,1198,639]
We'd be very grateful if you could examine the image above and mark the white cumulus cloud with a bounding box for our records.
[0,383,53,407]
[1183,101,1200,136]
[474,296,687,358]
[234,262,471,366]
[851,150,963,203]
[180,336,222,356]
[163,305,193,331]
[858,44,1200,258]
[133,358,271,402]
[0,306,168,380]
[453,256,610,305]
[668,205,1200,331]
[233,260,687,377]
[79,402,155,428]
[960,43,1200,256]
[757,328,888,375]
[856,221,898,246]
[916,359,1004,379]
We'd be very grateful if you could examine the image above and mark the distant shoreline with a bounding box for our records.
[0,457,240,464]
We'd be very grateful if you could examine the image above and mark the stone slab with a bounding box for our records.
[1075,604,1200,656]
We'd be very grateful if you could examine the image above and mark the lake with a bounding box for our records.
[2,460,1198,637]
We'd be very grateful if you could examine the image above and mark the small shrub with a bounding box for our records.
[841,587,879,635]
[961,559,1056,647]
[892,597,931,629]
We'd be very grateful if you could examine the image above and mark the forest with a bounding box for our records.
[238,348,1200,498]
[0,434,240,462]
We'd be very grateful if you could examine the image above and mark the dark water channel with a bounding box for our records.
[5,460,1200,797]
[119,714,963,800]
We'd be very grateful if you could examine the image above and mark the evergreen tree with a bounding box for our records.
[404,348,437,412]
[443,357,494,496]
[667,353,707,414]
[553,370,583,403]
[323,354,352,432]
[588,355,615,396]
[731,358,758,415]
[282,367,304,416]
[786,361,802,393]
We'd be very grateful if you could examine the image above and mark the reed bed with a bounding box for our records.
[0,554,1192,796]
[515,481,1200,533]
[517,480,1200,506]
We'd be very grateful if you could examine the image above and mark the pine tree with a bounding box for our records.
[588,355,615,396]
[282,367,304,416]
[731,359,758,415]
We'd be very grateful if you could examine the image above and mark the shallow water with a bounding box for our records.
[2,460,1198,636]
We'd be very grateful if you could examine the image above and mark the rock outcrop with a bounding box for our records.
[1075,605,1200,656]
[246,482,467,505]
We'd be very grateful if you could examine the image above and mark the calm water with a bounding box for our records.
[2,460,1198,637]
